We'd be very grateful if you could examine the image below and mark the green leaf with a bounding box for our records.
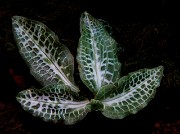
[12,12,165,125]
[100,66,164,119]
[16,84,90,125]
[77,12,121,94]
[12,16,79,93]
[94,84,117,100]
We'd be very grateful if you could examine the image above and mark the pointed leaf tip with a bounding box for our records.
[100,66,164,119]
[77,12,121,94]
[16,84,90,125]
[12,16,79,93]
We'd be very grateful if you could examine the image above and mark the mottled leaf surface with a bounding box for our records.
[12,16,79,92]
[77,12,121,94]
[13,12,164,125]
[95,84,117,101]
[16,84,90,125]
[100,66,163,119]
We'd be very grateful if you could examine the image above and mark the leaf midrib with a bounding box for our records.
[102,70,159,104]
[86,16,101,90]
[18,96,89,109]
[16,20,78,92]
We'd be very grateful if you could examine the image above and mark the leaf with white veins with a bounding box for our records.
[12,12,164,125]
[77,12,121,94]
[99,66,163,119]
[12,16,79,93]
[16,84,90,125]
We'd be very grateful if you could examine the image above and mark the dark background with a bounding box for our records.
[0,0,180,133]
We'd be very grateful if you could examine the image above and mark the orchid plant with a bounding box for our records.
[12,11,164,125]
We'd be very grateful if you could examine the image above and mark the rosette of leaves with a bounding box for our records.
[12,11,164,125]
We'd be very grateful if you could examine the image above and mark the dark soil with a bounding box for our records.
[0,0,180,133]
